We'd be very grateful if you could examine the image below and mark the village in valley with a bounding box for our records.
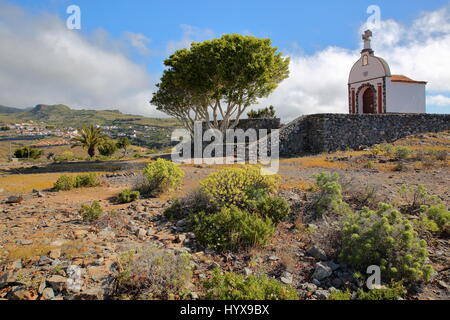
[0,1,449,305]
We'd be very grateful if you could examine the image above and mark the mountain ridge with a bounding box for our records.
[0,104,179,128]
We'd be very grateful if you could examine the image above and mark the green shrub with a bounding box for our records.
[312,172,350,216]
[13,146,43,159]
[191,206,275,251]
[98,139,118,157]
[254,196,291,224]
[247,106,276,119]
[398,184,442,211]
[395,146,412,160]
[380,144,395,157]
[364,160,375,169]
[204,269,298,300]
[199,165,280,209]
[143,158,184,195]
[115,247,192,299]
[328,289,352,300]
[419,205,449,234]
[117,189,140,204]
[355,282,406,300]
[370,145,382,157]
[80,201,103,222]
[340,203,433,283]
[164,190,216,221]
[328,282,406,300]
[54,175,76,191]
[75,173,100,188]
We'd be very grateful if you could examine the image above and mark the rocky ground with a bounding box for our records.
[0,132,449,300]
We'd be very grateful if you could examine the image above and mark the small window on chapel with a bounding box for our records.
[363,55,369,66]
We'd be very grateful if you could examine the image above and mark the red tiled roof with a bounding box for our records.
[391,75,427,84]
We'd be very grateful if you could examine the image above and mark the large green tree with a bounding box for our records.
[151,34,290,134]
[71,125,106,158]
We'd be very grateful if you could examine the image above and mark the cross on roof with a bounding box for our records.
[362,30,373,41]
[362,30,373,52]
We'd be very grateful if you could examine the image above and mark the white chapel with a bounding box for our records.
[348,30,427,114]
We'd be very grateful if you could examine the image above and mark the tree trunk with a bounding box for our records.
[88,146,95,158]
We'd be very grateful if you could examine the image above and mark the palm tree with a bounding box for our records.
[71,125,106,158]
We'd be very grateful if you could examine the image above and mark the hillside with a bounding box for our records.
[0,104,180,128]
[0,105,27,114]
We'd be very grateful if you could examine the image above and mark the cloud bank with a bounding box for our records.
[0,2,161,116]
[0,2,449,121]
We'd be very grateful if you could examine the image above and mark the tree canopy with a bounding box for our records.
[151,34,290,134]
[247,106,277,119]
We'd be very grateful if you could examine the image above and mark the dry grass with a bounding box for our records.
[276,247,297,273]
[280,178,316,192]
[280,156,350,169]
[0,171,107,193]
[3,240,88,262]
[4,243,55,261]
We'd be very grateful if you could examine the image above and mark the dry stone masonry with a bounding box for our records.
[279,113,450,156]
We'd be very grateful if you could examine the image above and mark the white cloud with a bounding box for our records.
[0,2,163,117]
[166,24,214,54]
[257,6,450,121]
[427,94,450,106]
[123,32,151,55]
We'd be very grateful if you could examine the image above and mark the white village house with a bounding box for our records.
[348,30,427,114]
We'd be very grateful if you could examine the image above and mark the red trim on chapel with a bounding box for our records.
[377,84,383,114]
[351,89,356,114]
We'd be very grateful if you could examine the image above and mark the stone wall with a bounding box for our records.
[280,113,450,157]
[202,118,281,132]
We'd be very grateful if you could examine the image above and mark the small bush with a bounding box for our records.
[380,144,395,157]
[398,184,442,211]
[312,172,350,216]
[370,145,382,157]
[203,269,298,300]
[117,189,140,204]
[328,289,352,300]
[98,139,118,157]
[328,282,406,300]
[13,146,43,160]
[115,247,192,299]
[355,282,406,300]
[340,203,433,283]
[75,173,100,188]
[395,146,412,160]
[364,160,375,169]
[191,206,275,251]
[419,205,449,235]
[254,196,291,224]
[54,175,76,191]
[200,165,280,209]
[143,158,184,195]
[164,190,216,221]
[80,201,103,222]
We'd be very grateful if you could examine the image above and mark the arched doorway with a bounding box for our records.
[362,87,375,114]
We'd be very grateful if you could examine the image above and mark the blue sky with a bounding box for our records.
[1,0,450,117]
[12,0,450,71]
